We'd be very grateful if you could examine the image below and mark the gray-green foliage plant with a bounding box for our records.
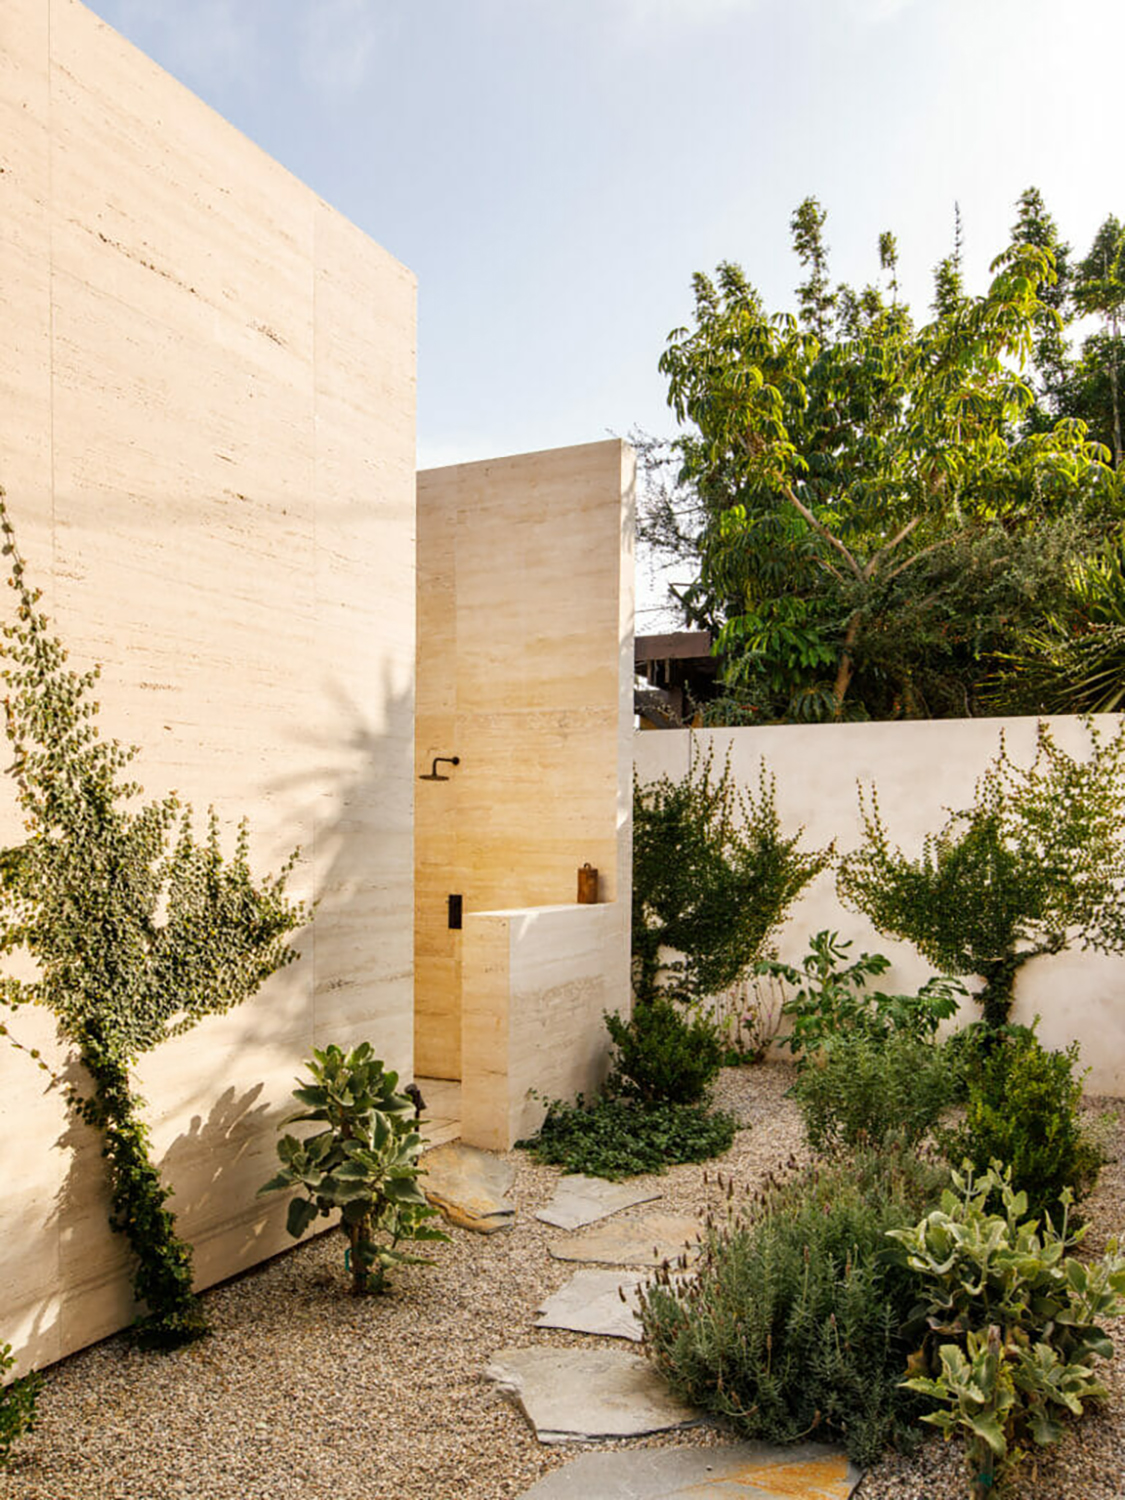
[792,1030,957,1154]
[260,1043,449,1294]
[0,1343,41,1467]
[892,1162,1125,1500]
[638,1148,949,1466]
[632,748,831,1006]
[837,720,1125,1028]
[763,929,963,1059]
[0,491,307,1348]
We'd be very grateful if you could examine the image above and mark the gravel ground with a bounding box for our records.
[2,1064,1123,1500]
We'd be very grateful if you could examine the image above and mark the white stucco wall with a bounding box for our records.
[634,717,1125,1094]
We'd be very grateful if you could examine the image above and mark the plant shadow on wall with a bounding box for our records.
[147,642,415,1300]
[0,489,308,1351]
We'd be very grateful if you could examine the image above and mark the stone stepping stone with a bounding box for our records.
[422,1142,515,1233]
[547,1211,701,1267]
[512,1441,863,1498]
[535,1174,662,1230]
[534,1268,647,1341]
[485,1346,701,1444]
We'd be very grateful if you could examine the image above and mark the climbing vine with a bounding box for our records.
[0,490,308,1348]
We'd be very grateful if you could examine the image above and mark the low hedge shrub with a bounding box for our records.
[638,1148,949,1465]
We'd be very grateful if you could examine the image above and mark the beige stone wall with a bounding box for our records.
[1,0,415,1372]
[634,718,1125,1092]
[415,442,635,1136]
[462,905,622,1150]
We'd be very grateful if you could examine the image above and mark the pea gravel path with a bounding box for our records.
[2,1064,1122,1500]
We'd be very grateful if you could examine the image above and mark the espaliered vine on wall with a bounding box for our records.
[0,489,308,1349]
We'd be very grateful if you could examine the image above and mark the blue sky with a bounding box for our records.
[86,0,1124,616]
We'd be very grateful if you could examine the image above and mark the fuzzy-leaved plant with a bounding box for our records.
[0,490,307,1347]
[260,1043,449,1293]
[838,720,1125,1027]
[893,1161,1125,1499]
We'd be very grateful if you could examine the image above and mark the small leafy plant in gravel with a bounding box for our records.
[260,1043,449,1294]
[763,930,963,1060]
[517,1094,737,1179]
[638,1147,950,1466]
[940,1023,1105,1219]
[893,1161,1125,1500]
[0,1343,41,1467]
[792,1029,957,1153]
[604,997,724,1106]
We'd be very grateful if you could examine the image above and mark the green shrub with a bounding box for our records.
[763,930,963,1060]
[517,1096,737,1179]
[260,1044,449,1294]
[0,1344,41,1467]
[940,1024,1104,1219]
[632,749,831,1006]
[639,1149,949,1466]
[894,1161,1125,1499]
[792,1031,957,1153]
[605,998,724,1106]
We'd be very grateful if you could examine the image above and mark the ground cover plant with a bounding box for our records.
[639,1148,950,1466]
[0,492,307,1349]
[894,1162,1125,1500]
[260,1044,448,1294]
[517,999,736,1178]
[837,719,1125,1028]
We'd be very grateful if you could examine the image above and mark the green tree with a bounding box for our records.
[632,747,830,1006]
[1072,215,1125,467]
[0,492,307,1347]
[837,720,1125,1027]
[644,195,1119,721]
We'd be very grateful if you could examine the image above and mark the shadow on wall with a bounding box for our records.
[150,664,416,1283]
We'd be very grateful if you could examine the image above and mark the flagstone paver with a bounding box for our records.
[422,1142,516,1233]
[547,1211,701,1267]
[534,1268,646,1340]
[535,1173,662,1230]
[484,1346,702,1443]
[513,1442,863,1498]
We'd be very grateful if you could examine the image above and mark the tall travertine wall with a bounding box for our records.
[1,0,416,1372]
[634,718,1125,1094]
[415,442,635,1141]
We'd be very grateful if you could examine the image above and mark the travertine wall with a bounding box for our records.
[1,0,415,1371]
[634,718,1125,1093]
[415,442,635,1134]
[462,904,621,1149]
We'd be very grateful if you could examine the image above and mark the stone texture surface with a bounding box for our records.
[547,1212,702,1267]
[1,0,415,1373]
[413,442,636,1146]
[485,1346,701,1444]
[513,1443,862,1498]
[423,1142,516,1232]
[535,1173,661,1230]
[533,1268,646,1341]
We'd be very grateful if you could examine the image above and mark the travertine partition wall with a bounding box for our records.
[1,0,415,1371]
[415,442,635,1146]
[634,718,1125,1093]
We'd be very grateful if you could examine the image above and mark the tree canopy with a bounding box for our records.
[641,191,1125,722]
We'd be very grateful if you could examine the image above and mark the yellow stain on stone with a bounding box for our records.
[722,1454,852,1498]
